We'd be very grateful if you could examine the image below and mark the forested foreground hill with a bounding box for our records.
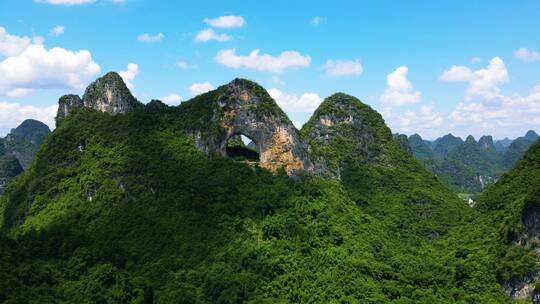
[0,72,537,303]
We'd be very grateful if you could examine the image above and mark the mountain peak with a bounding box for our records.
[82,71,139,114]
[302,93,393,175]
[410,133,423,140]
[525,130,539,141]
[183,78,315,177]
[56,94,83,125]
[437,133,461,141]
[465,135,477,143]
[56,72,141,125]
[9,119,50,145]
[478,135,495,150]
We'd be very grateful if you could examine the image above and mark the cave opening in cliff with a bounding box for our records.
[225,134,260,162]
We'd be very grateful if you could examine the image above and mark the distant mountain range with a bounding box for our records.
[0,119,50,194]
[395,130,539,193]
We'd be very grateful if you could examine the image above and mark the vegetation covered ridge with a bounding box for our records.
[0,71,535,303]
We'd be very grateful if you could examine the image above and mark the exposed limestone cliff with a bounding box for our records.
[56,94,83,125]
[53,75,401,179]
[82,72,139,114]
[56,72,140,125]
[185,78,318,177]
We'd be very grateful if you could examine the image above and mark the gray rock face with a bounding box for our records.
[504,198,540,302]
[56,94,83,125]
[504,271,540,303]
[522,204,540,243]
[188,78,317,177]
[82,72,138,114]
[56,72,139,125]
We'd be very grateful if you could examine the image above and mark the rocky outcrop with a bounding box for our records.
[56,95,83,125]
[504,272,540,303]
[56,72,140,125]
[478,135,495,151]
[82,72,139,114]
[504,195,540,302]
[186,78,317,177]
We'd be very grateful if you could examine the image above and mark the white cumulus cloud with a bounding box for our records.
[50,25,65,36]
[380,66,422,107]
[204,15,245,28]
[189,82,214,96]
[118,63,138,90]
[382,105,444,138]
[160,94,182,105]
[322,59,363,77]
[137,32,164,42]
[214,49,311,73]
[514,48,540,63]
[195,29,231,42]
[0,27,32,57]
[439,65,475,82]
[440,57,508,100]
[448,85,540,138]
[0,101,58,135]
[0,47,100,97]
[0,27,100,97]
[267,88,322,113]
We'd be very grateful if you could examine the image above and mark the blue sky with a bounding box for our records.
[0,0,539,139]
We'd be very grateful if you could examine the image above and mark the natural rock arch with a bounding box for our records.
[56,73,321,177]
[188,78,317,177]
[224,134,260,162]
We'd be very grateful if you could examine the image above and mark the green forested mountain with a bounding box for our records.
[503,131,540,170]
[0,119,50,195]
[472,139,540,301]
[0,73,537,303]
[399,131,537,194]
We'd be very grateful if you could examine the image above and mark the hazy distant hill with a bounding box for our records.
[0,119,50,194]
[502,130,539,169]
[398,130,538,193]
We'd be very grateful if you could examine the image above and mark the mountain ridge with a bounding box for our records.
[1,71,495,303]
[399,130,538,193]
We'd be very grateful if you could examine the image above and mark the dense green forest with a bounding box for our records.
[398,131,538,194]
[0,77,538,303]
